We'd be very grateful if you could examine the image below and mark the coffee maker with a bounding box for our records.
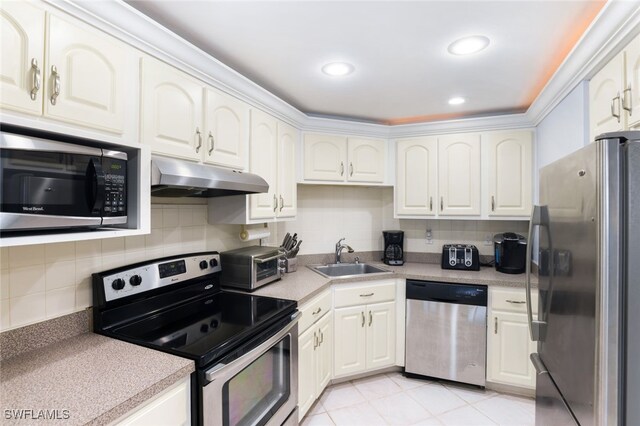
[493,232,527,274]
[383,230,404,265]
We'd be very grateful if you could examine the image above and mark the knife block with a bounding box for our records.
[285,257,298,273]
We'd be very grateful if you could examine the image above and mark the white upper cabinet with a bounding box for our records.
[249,109,278,220]
[589,51,626,140]
[277,121,298,218]
[141,56,203,161]
[303,134,387,184]
[0,3,134,135]
[203,87,247,169]
[0,1,45,115]
[303,133,347,181]
[626,33,640,130]
[589,34,640,139]
[45,14,130,134]
[438,133,481,216]
[347,138,386,183]
[486,131,533,217]
[395,137,438,216]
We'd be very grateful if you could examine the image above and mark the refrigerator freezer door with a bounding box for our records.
[538,143,598,426]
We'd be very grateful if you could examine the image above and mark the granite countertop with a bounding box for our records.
[253,261,537,305]
[0,332,194,426]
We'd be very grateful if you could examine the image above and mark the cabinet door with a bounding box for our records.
[589,51,625,141]
[315,312,333,395]
[249,109,278,220]
[276,121,298,218]
[438,134,481,216]
[366,301,396,370]
[297,326,317,420]
[0,1,44,115]
[45,13,129,134]
[486,131,533,217]
[141,57,203,161]
[395,137,438,216]
[625,34,640,129]
[303,134,347,181]
[203,87,247,169]
[334,306,366,377]
[116,378,190,426]
[487,311,537,389]
[347,137,385,183]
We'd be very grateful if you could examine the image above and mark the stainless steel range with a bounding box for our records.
[92,252,299,426]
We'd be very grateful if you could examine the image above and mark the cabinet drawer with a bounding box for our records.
[334,281,396,308]
[299,289,331,334]
[491,287,538,313]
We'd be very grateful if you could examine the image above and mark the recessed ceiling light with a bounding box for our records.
[321,62,354,76]
[448,35,490,56]
[448,97,465,105]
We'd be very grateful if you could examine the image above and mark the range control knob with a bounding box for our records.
[199,260,208,270]
[129,275,142,286]
[111,278,125,290]
[209,258,218,268]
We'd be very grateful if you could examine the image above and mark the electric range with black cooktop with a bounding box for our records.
[92,251,299,426]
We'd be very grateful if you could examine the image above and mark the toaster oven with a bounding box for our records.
[220,246,285,291]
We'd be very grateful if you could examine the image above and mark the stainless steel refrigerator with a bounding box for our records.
[525,131,639,426]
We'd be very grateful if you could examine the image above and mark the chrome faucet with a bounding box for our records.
[335,237,354,264]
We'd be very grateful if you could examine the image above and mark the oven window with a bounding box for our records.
[222,335,290,426]
[255,259,277,283]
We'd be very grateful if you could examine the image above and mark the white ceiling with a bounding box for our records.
[126,1,603,125]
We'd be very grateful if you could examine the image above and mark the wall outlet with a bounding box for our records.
[484,234,493,246]
[426,228,433,244]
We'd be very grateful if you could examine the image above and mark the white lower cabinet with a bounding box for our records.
[333,281,396,379]
[487,287,539,390]
[112,377,190,426]
[297,291,333,420]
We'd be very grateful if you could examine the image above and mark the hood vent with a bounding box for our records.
[151,155,268,198]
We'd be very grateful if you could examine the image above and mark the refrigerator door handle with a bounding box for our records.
[526,205,549,342]
[530,353,548,375]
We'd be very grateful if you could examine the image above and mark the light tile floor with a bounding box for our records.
[301,372,535,426]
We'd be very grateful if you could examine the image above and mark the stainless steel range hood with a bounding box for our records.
[150,155,268,197]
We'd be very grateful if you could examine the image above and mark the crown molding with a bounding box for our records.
[525,1,640,126]
[48,0,639,138]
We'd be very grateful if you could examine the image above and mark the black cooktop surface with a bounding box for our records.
[110,291,296,366]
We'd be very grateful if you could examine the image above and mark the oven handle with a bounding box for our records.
[253,252,284,264]
[204,311,301,383]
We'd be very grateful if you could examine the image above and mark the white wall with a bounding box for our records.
[277,186,528,257]
[0,204,254,332]
[535,81,590,193]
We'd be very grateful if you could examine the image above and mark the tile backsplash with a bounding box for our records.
[0,204,253,332]
[277,186,528,257]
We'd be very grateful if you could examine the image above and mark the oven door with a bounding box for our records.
[0,133,105,230]
[252,252,283,289]
[202,312,299,426]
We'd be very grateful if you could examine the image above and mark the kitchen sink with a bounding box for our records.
[310,263,392,278]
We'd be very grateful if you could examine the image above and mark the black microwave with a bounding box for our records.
[0,129,127,232]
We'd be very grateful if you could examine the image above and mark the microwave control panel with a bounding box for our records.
[103,156,127,216]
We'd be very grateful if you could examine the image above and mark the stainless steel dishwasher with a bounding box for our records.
[405,280,488,386]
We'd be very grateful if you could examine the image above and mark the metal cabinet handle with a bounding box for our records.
[430,196,433,211]
[314,331,318,350]
[273,194,277,212]
[30,58,40,100]
[440,197,444,211]
[506,299,526,304]
[319,330,324,344]
[359,293,374,297]
[361,311,365,327]
[494,317,498,334]
[312,307,322,315]
[279,195,284,211]
[349,162,353,176]
[208,132,214,155]
[623,85,632,116]
[611,93,621,122]
[491,195,495,212]
[340,161,344,176]
[50,65,60,105]
[368,310,372,327]
[195,128,202,153]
